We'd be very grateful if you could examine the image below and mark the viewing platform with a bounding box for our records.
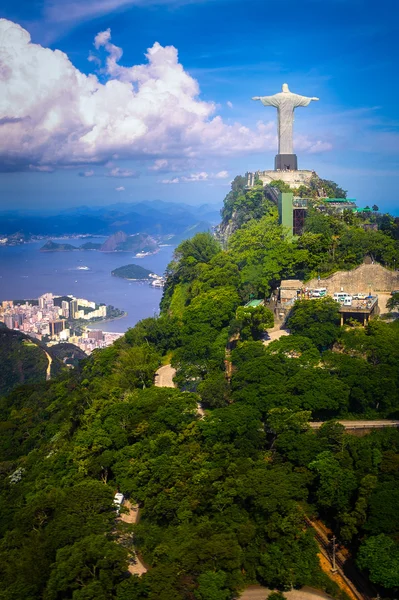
[338,295,378,326]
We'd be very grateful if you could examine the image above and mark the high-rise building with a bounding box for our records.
[13,313,24,327]
[89,330,104,341]
[69,300,78,319]
[49,320,65,337]
[59,328,70,341]
[61,300,70,318]
[4,315,13,329]
[39,293,54,309]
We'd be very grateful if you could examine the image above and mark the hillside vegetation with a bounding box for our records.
[111,264,153,280]
[1,177,399,599]
[0,325,62,395]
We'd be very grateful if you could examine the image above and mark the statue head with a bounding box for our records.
[282,83,290,93]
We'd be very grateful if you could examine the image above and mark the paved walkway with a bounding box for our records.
[309,419,399,430]
[154,364,176,388]
[263,328,290,347]
[240,586,333,600]
[154,364,206,419]
[119,500,147,576]
[44,349,52,381]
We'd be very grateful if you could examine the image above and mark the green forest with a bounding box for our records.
[111,264,154,280]
[1,177,399,600]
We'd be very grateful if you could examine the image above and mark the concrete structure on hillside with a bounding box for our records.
[277,192,358,237]
[252,83,319,171]
[306,262,399,295]
[278,193,309,236]
[321,198,357,212]
[338,296,378,326]
[248,169,315,190]
[279,280,304,304]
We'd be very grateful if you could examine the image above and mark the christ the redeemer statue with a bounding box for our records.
[252,83,319,171]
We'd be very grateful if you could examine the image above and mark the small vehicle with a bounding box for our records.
[333,292,351,303]
[352,293,366,300]
[311,288,327,298]
[113,492,124,514]
[343,296,352,306]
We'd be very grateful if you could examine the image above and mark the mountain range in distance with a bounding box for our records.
[0,200,221,240]
[40,231,160,254]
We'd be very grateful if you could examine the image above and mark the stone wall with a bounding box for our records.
[256,169,314,189]
[306,263,399,294]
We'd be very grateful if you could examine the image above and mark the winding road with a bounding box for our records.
[240,587,333,600]
[119,501,147,576]
[154,364,176,388]
[44,349,52,381]
[154,364,205,418]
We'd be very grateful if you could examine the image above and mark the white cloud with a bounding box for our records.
[0,19,331,173]
[29,165,55,172]
[227,101,233,109]
[115,186,125,191]
[107,167,139,177]
[160,170,230,184]
[79,169,95,177]
[161,177,180,184]
[295,135,333,154]
[181,171,208,182]
[149,159,169,171]
[44,0,209,27]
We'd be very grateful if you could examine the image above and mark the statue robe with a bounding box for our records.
[259,92,312,155]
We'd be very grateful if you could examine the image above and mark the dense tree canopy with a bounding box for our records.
[1,173,399,599]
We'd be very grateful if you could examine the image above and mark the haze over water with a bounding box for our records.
[0,238,175,333]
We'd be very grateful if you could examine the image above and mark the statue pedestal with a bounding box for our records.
[252,169,315,190]
[274,154,298,171]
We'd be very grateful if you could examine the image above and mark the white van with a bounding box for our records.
[312,288,327,298]
[113,492,124,514]
[333,292,351,304]
[333,292,352,302]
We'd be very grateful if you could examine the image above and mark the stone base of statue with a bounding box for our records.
[247,169,315,190]
[274,154,298,171]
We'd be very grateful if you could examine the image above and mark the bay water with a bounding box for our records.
[0,238,175,333]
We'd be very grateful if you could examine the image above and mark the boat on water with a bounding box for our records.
[77,266,89,270]
[150,278,165,288]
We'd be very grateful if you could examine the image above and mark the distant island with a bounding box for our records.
[40,231,159,254]
[111,264,154,280]
[40,240,79,252]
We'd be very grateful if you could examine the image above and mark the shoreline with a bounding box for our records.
[86,311,129,326]
[112,276,153,282]
[86,312,128,328]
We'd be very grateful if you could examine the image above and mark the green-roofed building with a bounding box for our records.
[244,299,264,308]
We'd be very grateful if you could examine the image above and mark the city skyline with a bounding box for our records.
[0,292,122,353]
[1,0,398,211]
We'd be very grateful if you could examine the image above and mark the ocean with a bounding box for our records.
[0,238,175,333]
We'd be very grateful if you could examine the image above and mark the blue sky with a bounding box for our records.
[1,0,398,211]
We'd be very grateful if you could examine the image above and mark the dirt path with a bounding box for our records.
[240,586,333,600]
[154,364,176,388]
[119,500,147,576]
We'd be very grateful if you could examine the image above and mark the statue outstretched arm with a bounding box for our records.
[252,95,280,108]
[292,94,319,107]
